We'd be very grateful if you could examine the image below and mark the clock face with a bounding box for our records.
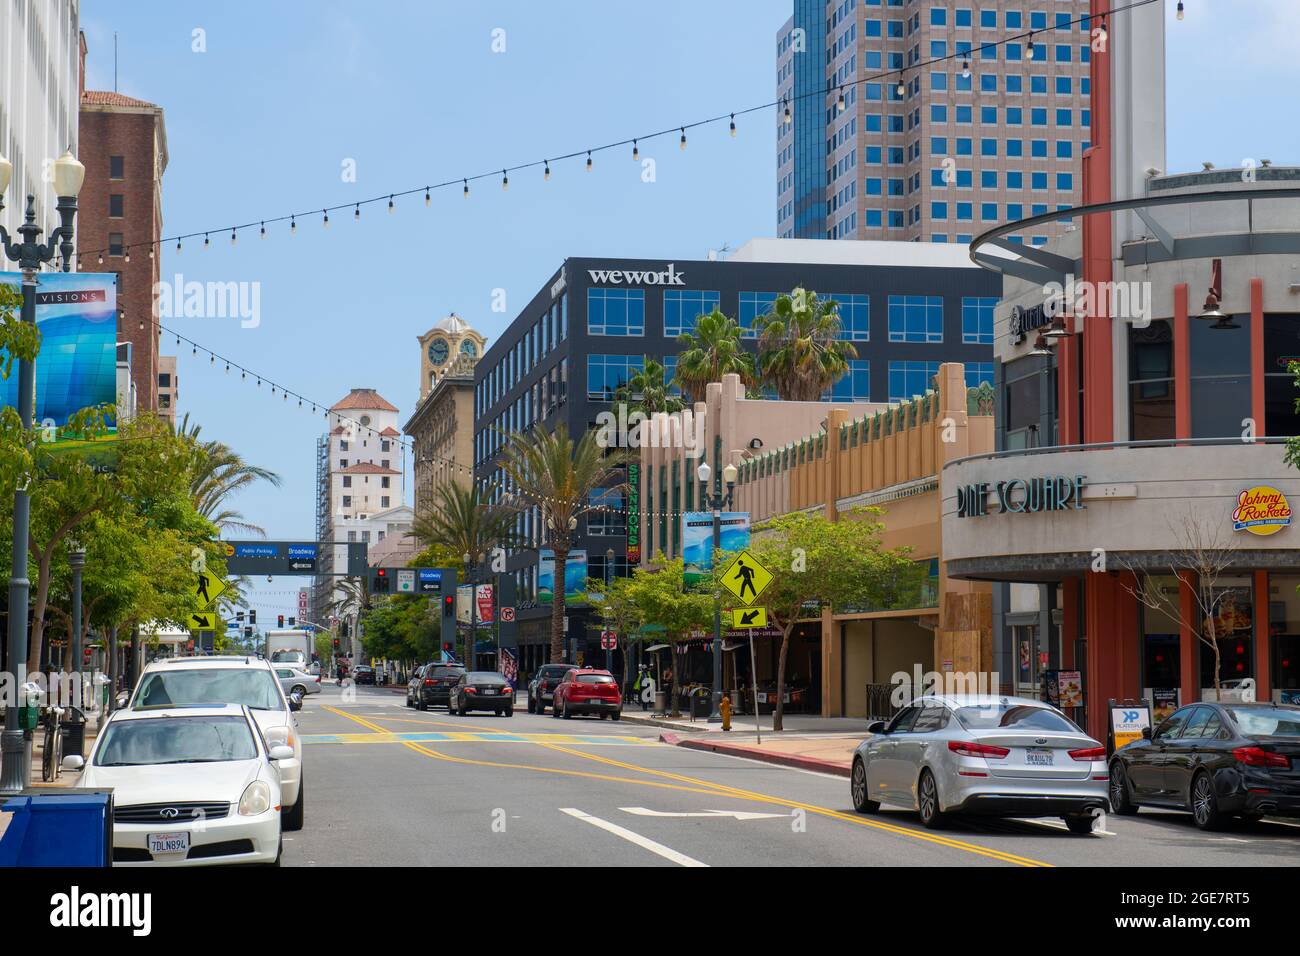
[428,338,450,365]
[459,339,477,358]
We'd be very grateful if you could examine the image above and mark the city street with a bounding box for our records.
[287,684,1300,868]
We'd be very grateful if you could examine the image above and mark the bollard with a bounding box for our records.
[720,693,732,732]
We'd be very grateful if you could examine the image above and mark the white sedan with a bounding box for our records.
[65,704,289,866]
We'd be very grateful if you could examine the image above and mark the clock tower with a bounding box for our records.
[417,313,485,401]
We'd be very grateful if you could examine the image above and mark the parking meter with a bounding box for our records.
[17,682,42,732]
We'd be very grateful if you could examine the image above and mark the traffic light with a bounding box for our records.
[244,626,253,638]
[288,616,296,627]
[236,610,245,621]
[372,568,390,594]
[443,595,454,614]
[249,609,257,625]
[277,614,285,628]
[333,638,339,649]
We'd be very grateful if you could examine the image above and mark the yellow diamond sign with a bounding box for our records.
[192,570,228,609]
[719,549,772,606]
[731,607,768,629]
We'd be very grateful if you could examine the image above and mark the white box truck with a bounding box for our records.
[266,629,314,669]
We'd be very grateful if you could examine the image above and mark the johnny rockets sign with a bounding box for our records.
[1232,486,1292,536]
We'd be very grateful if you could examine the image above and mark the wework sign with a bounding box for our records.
[957,475,1087,518]
[587,264,685,286]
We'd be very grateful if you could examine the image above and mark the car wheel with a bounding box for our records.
[1063,813,1095,835]
[1109,762,1139,815]
[459,703,468,716]
[405,695,413,708]
[1191,771,1227,831]
[600,712,609,720]
[611,712,621,722]
[552,699,562,719]
[503,707,513,717]
[282,776,305,832]
[851,758,880,814]
[527,696,536,714]
[563,701,572,719]
[291,685,307,698]
[916,769,945,829]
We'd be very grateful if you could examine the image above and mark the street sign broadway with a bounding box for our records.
[719,549,773,606]
[192,571,228,609]
[730,607,768,628]
[221,540,369,576]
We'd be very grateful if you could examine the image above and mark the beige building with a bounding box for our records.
[405,314,485,519]
[156,354,177,423]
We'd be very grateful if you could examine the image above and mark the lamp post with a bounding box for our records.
[0,149,85,792]
[697,459,738,722]
[69,544,86,697]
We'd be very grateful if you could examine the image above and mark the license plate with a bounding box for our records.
[1025,749,1055,766]
[147,831,190,855]
[481,688,496,694]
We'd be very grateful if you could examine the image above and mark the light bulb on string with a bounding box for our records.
[632,140,639,160]
[355,204,361,221]
[388,196,395,214]
[97,253,103,265]
[322,210,330,228]
[230,228,237,246]
[176,238,182,253]
[729,114,736,136]
[290,217,297,234]
[425,187,431,206]
[679,128,687,150]
[896,74,906,97]
[962,57,971,78]
[463,179,470,198]
[204,233,210,249]
[836,87,845,112]
[1176,1,1184,20]
[586,150,593,171]
[260,222,266,239]
[783,98,792,124]
[148,245,154,259]
[501,170,508,191]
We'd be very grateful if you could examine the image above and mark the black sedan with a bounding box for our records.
[353,665,376,685]
[413,664,467,711]
[447,672,514,716]
[527,663,573,714]
[1109,702,1300,829]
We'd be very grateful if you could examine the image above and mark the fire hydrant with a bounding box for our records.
[719,693,732,732]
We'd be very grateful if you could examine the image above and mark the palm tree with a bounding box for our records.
[612,357,685,417]
[325,576,367,661]
[754,288,857,401]
[176,413,281,535]
[673,309,756,404]
[498,424,627,663]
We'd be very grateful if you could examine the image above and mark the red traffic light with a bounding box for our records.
[443,595,454,611]
[377,568,387,577]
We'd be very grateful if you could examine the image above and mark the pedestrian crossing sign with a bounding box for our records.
[719,549,772,606]
[192,570,228,609]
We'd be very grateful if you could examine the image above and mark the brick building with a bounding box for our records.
[76,34,169,412]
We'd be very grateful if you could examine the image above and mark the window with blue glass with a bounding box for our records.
[1006,74,1023,92]
[1006,138,1023,157]
[1055,76,1072,94]
[981,106,998,124]
[956,170,972,187]
[1057,141,1072,158]
[930,169,946,188]
[865,209,883,227]
[930,40,947,56]
[979,9,995,27]
[1055,12,1071,29]
[961,297,997,344]
[866,177,883,195]
[1006,107,1022,125]
[1057,172,1073,190]
[956,105,972,124]
[888,361,941,401]
[930,6,946,25]
[979,42,996,60]
[888,295,944,343]
[981,202,998,221]
[865,18,881,35]
[888,210,905,228]
[1031,108,1047,126]
[824,359,871,401]
[981,138,997,156]
[1030,11,1046,29]
[663,289,720,336]
[1031,139,1048,157]
[1005,42,1022,61]
[829,294,870,341]
[587,288,645,336]
[932,201,948,219]
[1006,10,1022,28]
[956,201,972,221]
[980,74,998,92]
[930,104,947,122]
[1031,74,1047,94]
[981,170,997,188]
[1007,171,1023,188]
[739,291,779,337]
[931,136,947,154]
[661,354,681,395]
[1056,108,1073,126]
[1054,44,1071,62]
[955,8,971,27]
[964,362,994,388]
[588,487,626,536]
[956,71,972,91]
[587,354,644,399]
[931,72,947,91]
[1007,203,1023,219]
[1032,171,1048,189]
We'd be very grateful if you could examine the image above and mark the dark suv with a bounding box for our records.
[414,664,467,711]
[528,663,574,714]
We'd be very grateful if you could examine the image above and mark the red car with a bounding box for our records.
[552,668,622,720]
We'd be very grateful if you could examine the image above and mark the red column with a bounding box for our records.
[1255,571,1271,700]
[1084,573,1138,740]
[1061,579,1079,669]
[1173,283,1191,438]
[1079,0,1113,445]
[1179,574,1199,707]
[1251,278,1265,434]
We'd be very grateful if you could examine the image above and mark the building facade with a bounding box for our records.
[0,0,80,243]
[474,239,999,671]
[405,313,485,519]
[156,353,177,422]
[776,0,1092,243]
[77,36,170,412]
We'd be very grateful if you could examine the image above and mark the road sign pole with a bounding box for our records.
[709,507,723,722]
[749,631,762,746]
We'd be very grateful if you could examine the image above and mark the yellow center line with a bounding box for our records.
[322,706,1050,867]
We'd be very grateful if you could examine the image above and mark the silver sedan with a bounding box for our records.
[273,666,321,699]
[850,694,1109,833]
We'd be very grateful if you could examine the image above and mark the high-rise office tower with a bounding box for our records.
[777,0,1092,245]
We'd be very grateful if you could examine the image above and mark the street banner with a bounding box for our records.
[456,584,495,625]
[682,511,750,586]
[476,583,495,624]
[500,647,518,686]
[1,272,118,467]
[539,549,587,602]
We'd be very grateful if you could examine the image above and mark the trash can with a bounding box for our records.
[691,692,712,719]
[0,790,113,867]
[654,691,667,712]
[61,705,87,759]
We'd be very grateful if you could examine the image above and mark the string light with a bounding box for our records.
[124,249,131,263]
[586,150,593,172]
[729,114,736,137]
[148,245,154,259]
[354,204,361,221]
[97,253,103,264]
[1097,15,1108,43]
[388,196,395,214]
[544,160,550,181]
[176,238,182,253]
[783,97,791,124]
[501,169,508,191]
[679,128,687,150]
[836,87,845,113]
[322,209,330,228]
[896,73,906,97]
[961,57,971,78]
[290,216,297,234]
[230,228,237,246]
[425,187,431,206]
[1176,0,1184,19]
[632,140,638,160]
[203,233,210,249]
[463,179,469,198]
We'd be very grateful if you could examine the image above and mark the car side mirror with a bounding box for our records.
[269,744,294,761]
[289,693,303,712]
[61,754,84,772]
[1141,726,1152,740]
[866,720,887,735]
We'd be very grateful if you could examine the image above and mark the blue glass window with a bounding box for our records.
[587,354,644,399]
[888,295,944,343]
[587,288,645,336]
[956,170,972,187]
[961,297,997,344]
[824,359,871,401]
[930,7,946,25]
[981,202,998,221]
[1031,171,1048,190]
[964,362,994,388]
[1055,76,1072,95]
[931,104,948,122]
[980,9,995,27]
[931,201,948,219]
[888,361,941,401]
[981,170,997,188]
[1006,138,1023,157]
[1006,171,1023,188]
[931,72,948,91]
[1056,108,1073,126]
[829,294,870,341]
[1031,139,1048,157]
[1057,172,1074,190]
[663,289,720,336]
[1056,140,1073,158]
[980,74,998,92]
[980,138,997,156]
[955,8,971,27]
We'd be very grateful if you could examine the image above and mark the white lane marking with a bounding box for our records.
[1025,818,1115,836]
[620,806,787,821]
[558,808,709,867]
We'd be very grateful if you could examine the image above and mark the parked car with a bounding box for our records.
[413,664,467,711]
[274,666,321,698]
[552,668,622,720]
[65,704,287,866]
[406,664,431,707]
[128,656,306,831]
[353,664,376,685]
[850,694,1108,833]
[447,671,515,716]
[1109,702,1300,829]
[528,663,574,714]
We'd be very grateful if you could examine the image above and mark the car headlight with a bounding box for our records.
[238,780,273,816]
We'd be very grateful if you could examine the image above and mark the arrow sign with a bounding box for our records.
[619,807,787,821]
[192,571,228,609]
[189,612,217,631]
[731,606,768,629]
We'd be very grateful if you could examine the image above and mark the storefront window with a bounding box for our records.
[1263,315,1300,438]
[1199,578,1253,693]
[1267,573,1300,701]
[1189,320,1251,439]
[1139,576,1181,715]
[1129,320,1174,440]
[1002,357,1049,450]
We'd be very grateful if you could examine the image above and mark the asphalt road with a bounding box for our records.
[282,683,1300,868]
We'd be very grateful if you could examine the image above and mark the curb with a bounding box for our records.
[616,712,710,734]
[672,737,853,777]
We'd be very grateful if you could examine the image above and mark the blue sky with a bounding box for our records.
[77,0,1296,622]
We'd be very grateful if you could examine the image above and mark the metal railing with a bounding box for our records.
[942,435,1291,471]
[865,683,909,723]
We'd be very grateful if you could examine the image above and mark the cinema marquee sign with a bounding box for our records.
[627,463,641,563]
[957,475,1087,518]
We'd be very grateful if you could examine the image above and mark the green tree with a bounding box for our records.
[754,288,857,401]
[360,594,439,662]
[620,555,712,716]
[673,309,756,404]
[582,570,646,689]
[721,509,922,731]
[611,357,685,417]
[499,423,626,663]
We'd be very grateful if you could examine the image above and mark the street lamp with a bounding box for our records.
[69,544,86,693]
[0,149,84,793]
[698,458,738,721]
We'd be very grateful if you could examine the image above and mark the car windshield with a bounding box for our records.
[955,704,1080,733]
[468,672,505,683]
[1226,707,1300,737]
[577,675,615,684]
[431,667,464,678]
[133,669,283,711]
[96,716,257,766]
[270,651,303,662]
